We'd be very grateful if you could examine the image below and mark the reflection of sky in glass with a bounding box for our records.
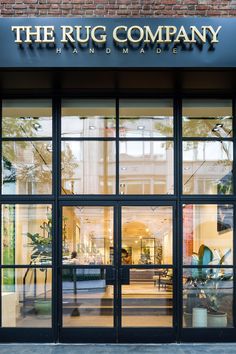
[183,141,233,161]
[61,116,115,137]
[120,141,167,158]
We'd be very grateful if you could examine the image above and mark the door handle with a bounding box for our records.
[120,268,130,285]
[105,267,116,285]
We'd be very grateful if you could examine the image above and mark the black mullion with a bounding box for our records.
[0,98,2,196]
[56,98,62,341]
[111,264,174,270]
[0,270,1,328]
[182,265,234,269]
[0,197,55,203]
[52,97,59,342]
[57,195,178,202]
[116,97,119,196]
[58,205,63,337]
[180,196,236,203]
[233,201,236,328]
[62,264,117,269]
[113,204,118,334]
[233,97,236,196]
[0,204,2,327]
[117,204,122,336]
[173,97,179,336]
[61,137,116,141]
[176,96,182,342]
[119,137,174,142]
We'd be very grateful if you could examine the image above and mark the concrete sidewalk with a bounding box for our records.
[0,344,235,354]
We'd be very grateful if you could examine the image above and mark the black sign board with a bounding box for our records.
[0,18,235,68]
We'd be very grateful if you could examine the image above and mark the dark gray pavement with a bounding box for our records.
[0,344,235,354]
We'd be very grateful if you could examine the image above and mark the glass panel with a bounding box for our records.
[119,99,173,137]
[2,141,52,195]
[122,268,173,327]
[1,268,52,327]
[62,268,113,327]
[119,141,174,195]
[2,99,52,138]
[122,206,173,265]
[62,207,113,265]
[183,141,233,195]
[182,99,232,138]
[183,204,233,266]
[61,99,116,137]
[183,268,233,328]
[61,141,115,195]
[2,204,52,266]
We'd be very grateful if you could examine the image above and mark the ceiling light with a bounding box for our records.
[137,125,145,130]
[33,122,42,131]
[89,125,95,130]
[212,123,223,132]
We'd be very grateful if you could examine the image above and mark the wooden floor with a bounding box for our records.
[13,282,173,328]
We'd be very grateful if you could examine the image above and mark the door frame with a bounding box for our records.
[58,200,177,343]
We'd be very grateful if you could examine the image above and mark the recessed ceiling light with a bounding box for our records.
[89,125,95,130]
[137,125,145,130]
[121,167,127,171]
[212,123,223,132]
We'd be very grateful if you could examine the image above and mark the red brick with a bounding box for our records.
[0,0,236,17]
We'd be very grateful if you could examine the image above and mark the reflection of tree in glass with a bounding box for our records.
[61,144,79,194]
[27,208,52,263]
[182,116,232,138]
[185,118,232,193]
[3,116,43,137]
[3,141,52,188]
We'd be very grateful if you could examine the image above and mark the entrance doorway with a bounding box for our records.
[59,203,176,342]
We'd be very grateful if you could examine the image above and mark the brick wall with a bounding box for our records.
[0,0,236,17]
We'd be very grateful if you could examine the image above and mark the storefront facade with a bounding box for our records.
[0,15,236,343]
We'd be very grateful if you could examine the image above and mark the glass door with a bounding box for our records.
[59,204,117,342]
[118,204,176,342]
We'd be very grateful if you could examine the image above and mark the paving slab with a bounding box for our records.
[0,344,235,354]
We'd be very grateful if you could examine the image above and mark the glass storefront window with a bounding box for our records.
[183,268,233,328]
[61,140,116,195]
[2,99,52,138]
[2,141,53,194]
[183,141,233,195]
[119,99,173,137]
[119,141,174,195]
[122,268,173,327]
[2,204,52,266]
[182,99,232,138]
[183,204,233,266]
[62,206,114,265]
[62,268,114,327]
[121,206,173,265]
[1,268,52,327]
[61,99,116,138]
